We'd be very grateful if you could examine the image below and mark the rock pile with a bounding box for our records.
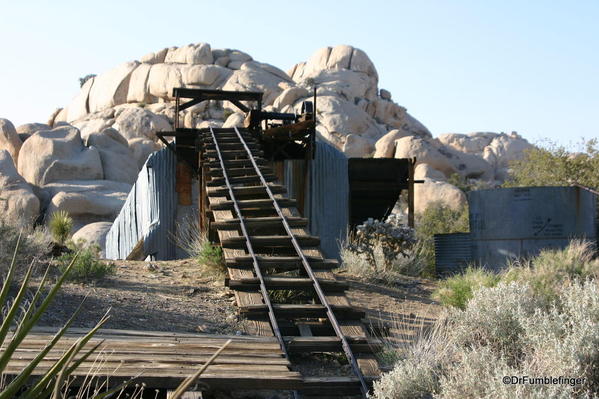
[0,42,534,249]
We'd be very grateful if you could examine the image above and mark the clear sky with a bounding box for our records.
[1,0,597,147]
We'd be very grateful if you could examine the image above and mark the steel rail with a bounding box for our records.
[208,127,299,398]
[232,127,369,397]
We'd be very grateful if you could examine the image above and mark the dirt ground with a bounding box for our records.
[37,258,442,346]
[37,259,242,334]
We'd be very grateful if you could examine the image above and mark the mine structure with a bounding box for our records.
[156,88,381,397]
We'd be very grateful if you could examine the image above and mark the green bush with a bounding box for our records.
[57,241,115,283]
[49,211,73,245]
[505,138,599,188]
[432,267,500,309]
[197,239,225,275]
[414,202,469,276]
[174,216,225,276]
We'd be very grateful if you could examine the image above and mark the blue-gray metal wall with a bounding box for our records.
[105,148,177,260]
[435,186,597,273]
[284,141,349,260]
[469,186,597,269]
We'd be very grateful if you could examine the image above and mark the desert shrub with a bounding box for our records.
[448,173,495,192]
[197,239,225,274]
[57,241,115,283]
[0,218,51,277]
[373,319,453,398]
[505,138,599,188]
[174,216,225,276]
[374,280,598,399]
[432,267,500,309]
[413,202,469,276]
[49,210,73,245]
[341,216,421,280]
[346,215,416,271]
[448,282,542,362]
[503,240,599,303]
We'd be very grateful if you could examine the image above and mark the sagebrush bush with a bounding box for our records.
[434,240,599,310]
[432,267,500,309]
[49,210,73,245]
[503,240,599,302]
[373,279,599,399]
[57,241,115,282]
[0,218,51,277]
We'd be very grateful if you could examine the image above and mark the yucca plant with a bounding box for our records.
[0,233,125,398]
[49,211,73,245]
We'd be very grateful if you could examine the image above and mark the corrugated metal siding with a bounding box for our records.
[284,141,349,260]
[434,233,473,275]
[468,186,597,269]
[105,148,177,260]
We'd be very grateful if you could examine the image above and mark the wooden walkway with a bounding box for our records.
[5,328,302,391]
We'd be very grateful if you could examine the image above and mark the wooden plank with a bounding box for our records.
[228,277,347,291]
[225,256,338,271]
[206,158,267,168]
[212,216,308,230]
[207,174,277,186]
[207,184,287,196]
[221,235,320,249]
[210,198,296,210]
[240,304,365,319]
[207,166,273,178]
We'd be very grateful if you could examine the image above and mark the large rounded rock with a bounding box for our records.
[414,164,447,181]
[146,64,184,99]
[17,125,103,185]
[16,123,50,142]
[87,128,138,183]
[314,95,384,143]
[374,129,410,158]
[127,63,154,104]
[112,107,171,141]
[222,67,285,106]
[43,180,131,231]
[72,222,112,257]
[483,132,534,170]
[273,87,310,110]
[438,132,496,154]
[0,150,40,224]
[67,77,95,122]
[415,179,467,213]
[0,118,22,164]
[128,138,161,169]
[182,64,231,87]
[394,136,456,176]
[164,43,213,64]
[222,112,245,129]
[343,134,374,158]
[71,117,114,142]
[88,61,139,113]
